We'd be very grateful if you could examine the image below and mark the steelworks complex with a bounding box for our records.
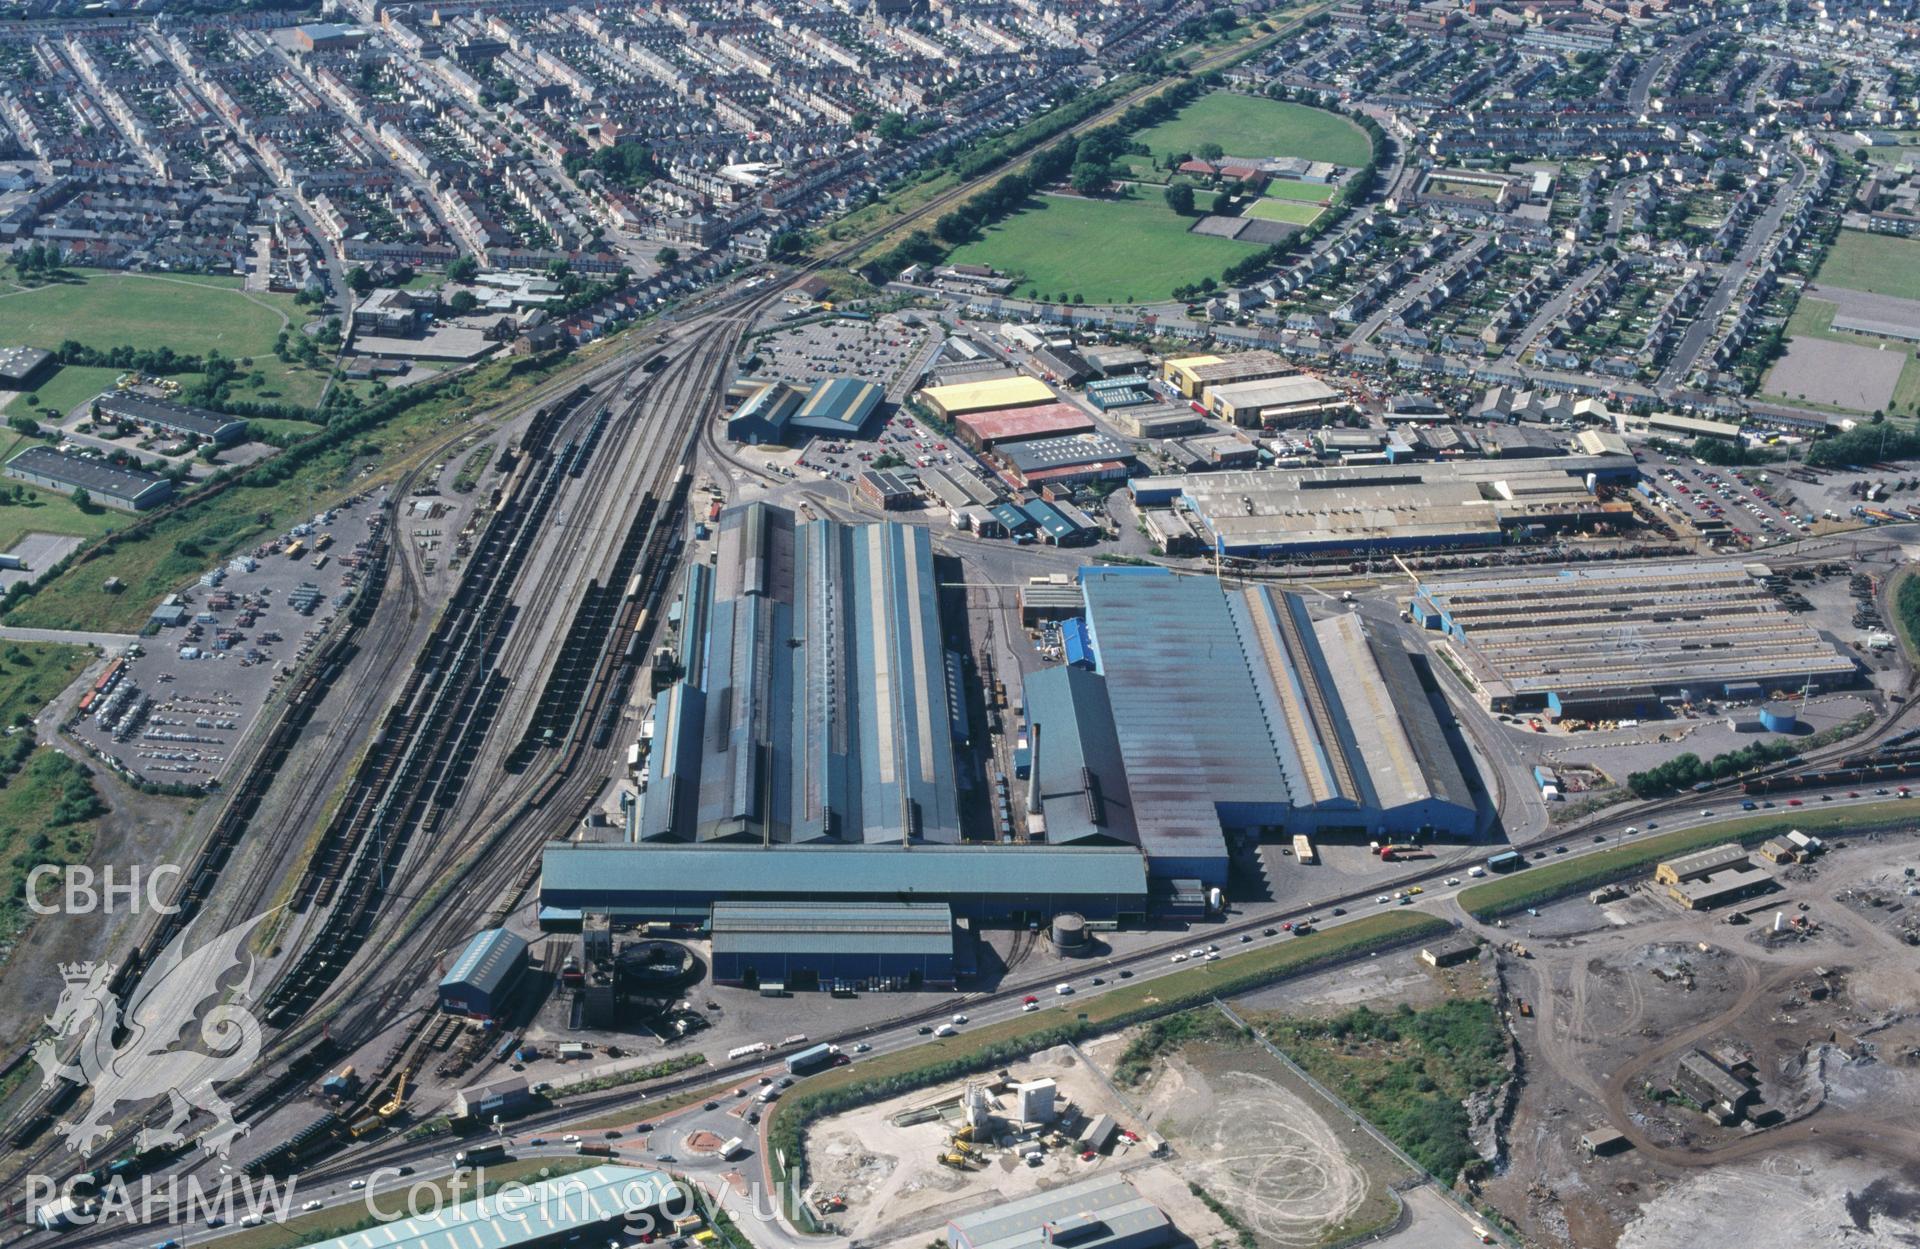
[1412,560,1859,718]
[540,505,1479,960]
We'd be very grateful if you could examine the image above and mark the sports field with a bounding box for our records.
[1138,93,1371,167]
[1245,197,1324,225]
[0,273,331,409]
[1260,180,1334,203]
[946,189,1248,303]
[1814,230,1920,302]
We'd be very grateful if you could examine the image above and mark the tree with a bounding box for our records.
[934,212,975,245]
[1164,183,1196,215]
[448,290,478,315]
[447,255,479,283]
[69,487,93,512]
[346,266,373,295]
[656,246,680,265]
[1197,141,1224,161]
[1070,161,1109,197]
[8,414,37,436]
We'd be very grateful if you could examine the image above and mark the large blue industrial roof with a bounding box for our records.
[1080,569,1288,871]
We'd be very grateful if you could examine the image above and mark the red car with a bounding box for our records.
[1022,994,1038,1005]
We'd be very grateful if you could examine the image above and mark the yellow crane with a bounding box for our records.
[378,1073,408,1119]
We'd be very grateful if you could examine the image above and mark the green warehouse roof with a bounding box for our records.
[301,1166,679,1249]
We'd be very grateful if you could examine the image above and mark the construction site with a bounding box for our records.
[1477,832,1920,1249]
[802,1008,1435,1249]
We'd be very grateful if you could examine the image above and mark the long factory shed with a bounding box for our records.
[1412,559,1858,715]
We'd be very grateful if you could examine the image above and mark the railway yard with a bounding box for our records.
[7,5,1920,1246]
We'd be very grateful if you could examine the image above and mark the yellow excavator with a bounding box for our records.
[378,1073,409,1119]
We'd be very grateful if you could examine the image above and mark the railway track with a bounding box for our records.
[217,311,760,1176]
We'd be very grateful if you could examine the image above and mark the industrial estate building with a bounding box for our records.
[0,345,53,389]
[1129,455,1634,558]
[91,393,250,446]
[710,900,957,989]
[438,927,529,1018]
[997,431,1134,489]
[5,446,174,511]
[945,1175,1174,1249]
[954,402,1095,451]
[1162,350,1295,399]
[296,1166,681,1249]
[1655,843,1776,910]
[920,375,1055,421]
[1413,560,1858,717]
[1204,374,1346,427]
[726,377,886,444]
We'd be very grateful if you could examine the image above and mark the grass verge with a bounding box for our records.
[1458,799,1916,919]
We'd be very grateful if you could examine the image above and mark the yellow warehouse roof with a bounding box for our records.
[922,375,1055,414]
[1165,355,1224,375]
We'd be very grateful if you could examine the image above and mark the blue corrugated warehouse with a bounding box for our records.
[438,928,529,1018]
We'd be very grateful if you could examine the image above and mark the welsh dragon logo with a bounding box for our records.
[31,911,271,1158]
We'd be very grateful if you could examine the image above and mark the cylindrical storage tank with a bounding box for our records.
[1051,913,1088,955]
[1759,703,1799,734]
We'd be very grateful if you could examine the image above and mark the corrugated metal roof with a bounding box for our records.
[438,928,527,996]
[948,1176,1170,1249]
[794,378,883,432]
[308,1167,677,1249]
[711,901,953,957]
[1081,570,1277,870]
[650,504,960,845]
[541,843,1148,902]
[1022,666,1135,846]
[956,403,1095,446]
[999,433,1133,473]
[921,376,1055,415]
